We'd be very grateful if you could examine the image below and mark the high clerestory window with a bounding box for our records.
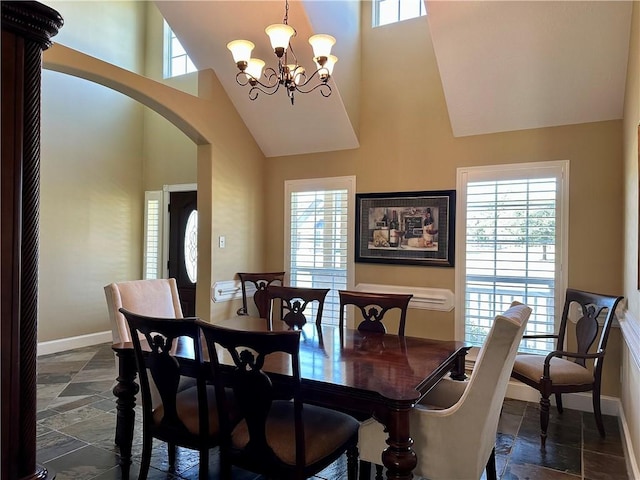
[373,0,426,27]
[164,20,197,78]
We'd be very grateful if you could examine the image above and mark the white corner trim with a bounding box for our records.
[619,400,640,480]
[619,310,640,371]
[211,280,256,303]
[355,283,455,311]
[38,330,112,356]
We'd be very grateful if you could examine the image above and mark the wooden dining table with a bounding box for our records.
[112,316,469,480]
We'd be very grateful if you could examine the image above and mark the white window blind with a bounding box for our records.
[285,177,355,325]
[144,191,163,279]
[457,162,568,354]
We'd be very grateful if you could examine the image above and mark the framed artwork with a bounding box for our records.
[355,190,456,267]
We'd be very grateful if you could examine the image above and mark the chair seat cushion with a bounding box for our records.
[152,385,221,436]
[513,354,594,386]
[231,400,359,466]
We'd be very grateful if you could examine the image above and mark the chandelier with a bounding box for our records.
[227,0,338,105]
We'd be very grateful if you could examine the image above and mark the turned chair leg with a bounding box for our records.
[485,447,497,480]
[540,395,551,448]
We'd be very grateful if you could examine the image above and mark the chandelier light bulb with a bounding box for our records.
[317,54,338,79]
[309,34,336,64]
[227,39,255,71]
[245,58,265,83]
[265,24,295,57]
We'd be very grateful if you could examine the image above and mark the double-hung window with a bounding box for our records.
[456,161,569,354]
[285,176,356,325]
[163,20,197,78]
[373,0,426,27]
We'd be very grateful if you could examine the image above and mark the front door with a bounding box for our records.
[168,190,197,316]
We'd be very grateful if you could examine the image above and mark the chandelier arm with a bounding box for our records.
[294,81,332,98]
[249,82,282,100]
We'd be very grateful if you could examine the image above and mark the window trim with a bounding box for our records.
[454,160,569,345]
[284,176,356,323]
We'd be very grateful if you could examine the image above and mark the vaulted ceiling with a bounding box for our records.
[157,1,632,158]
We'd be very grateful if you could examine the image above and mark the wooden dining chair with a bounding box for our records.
[236,271,285,318]
[511,288,623,447]
[197,321,360,480]
[359,301,531,480]
[338,290,413,336]
[267,285,330,329]
[120,309,223,480]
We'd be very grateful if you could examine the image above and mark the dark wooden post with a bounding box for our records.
[1,2,63,479]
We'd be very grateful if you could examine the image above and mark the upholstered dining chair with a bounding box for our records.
[511,288,623,447]
[338,290,413,335]
[121,309,223,480]
[266,285,330,329]
[104,278,184,344]
[236,271,285,318]
[197,321,360,480]
[358,301,531,480]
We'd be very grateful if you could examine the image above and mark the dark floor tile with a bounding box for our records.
[498,411,523,436]
[59,411,119,451]
[36,430,88,464]
[509,436,582,476]
[583,429,625,457]
[43,444,119,480]
[50,394,105,413]
[59,380,116,397]
[583,450,630,480]
[518,413,582,448]
[496,432,516,456]
[501,462,581,479]
[502,399,528,416]
[583,412,622,437]
[38,372,74,384]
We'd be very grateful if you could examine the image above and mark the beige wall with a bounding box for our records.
[39,1,147,342]
[622,0,640,471]
[263,3,625,395]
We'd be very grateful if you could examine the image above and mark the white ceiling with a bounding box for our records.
[157,0,632,156]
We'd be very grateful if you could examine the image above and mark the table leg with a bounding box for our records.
[112,347,138,479]
[381,404,416,480]
[450,347,470,381]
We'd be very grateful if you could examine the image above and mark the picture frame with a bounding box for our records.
[355,190,456,267]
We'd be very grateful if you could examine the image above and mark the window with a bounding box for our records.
[373,0,426,27]
[455,161,569,354]
[163,20,197,78]
[143,191,163,279]
[285,176,356,325]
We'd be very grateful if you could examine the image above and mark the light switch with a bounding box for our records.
[219,236,226,248]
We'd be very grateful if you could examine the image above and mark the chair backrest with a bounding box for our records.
[197,321,303,469]
[414,301,531,479]
[267,285,330,329]
[237,272,285,318]
[556,288,623,371]
[104,278,184,344]
[338,290,413,335]
[120,308,207,443]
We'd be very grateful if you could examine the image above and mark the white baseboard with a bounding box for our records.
[505,380,620,416]
[38,330,112,356]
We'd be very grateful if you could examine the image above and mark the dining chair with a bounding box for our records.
[197,321,360,480]
[338,290,413,336]
[511,288,623,447]
[120,309,223,480]
[104,278,184,344]
[266,285,330,329]
[358,301,531,480]
[236,271,285,318]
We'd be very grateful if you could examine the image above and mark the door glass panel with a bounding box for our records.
[184,210,198,283]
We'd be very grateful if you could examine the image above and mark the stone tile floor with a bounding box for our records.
[36,343,631,479]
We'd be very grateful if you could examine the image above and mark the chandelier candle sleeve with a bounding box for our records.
[226,0,338,105]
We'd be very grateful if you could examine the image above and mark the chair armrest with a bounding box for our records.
[542,349,604,376]
[523,334,558,339]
